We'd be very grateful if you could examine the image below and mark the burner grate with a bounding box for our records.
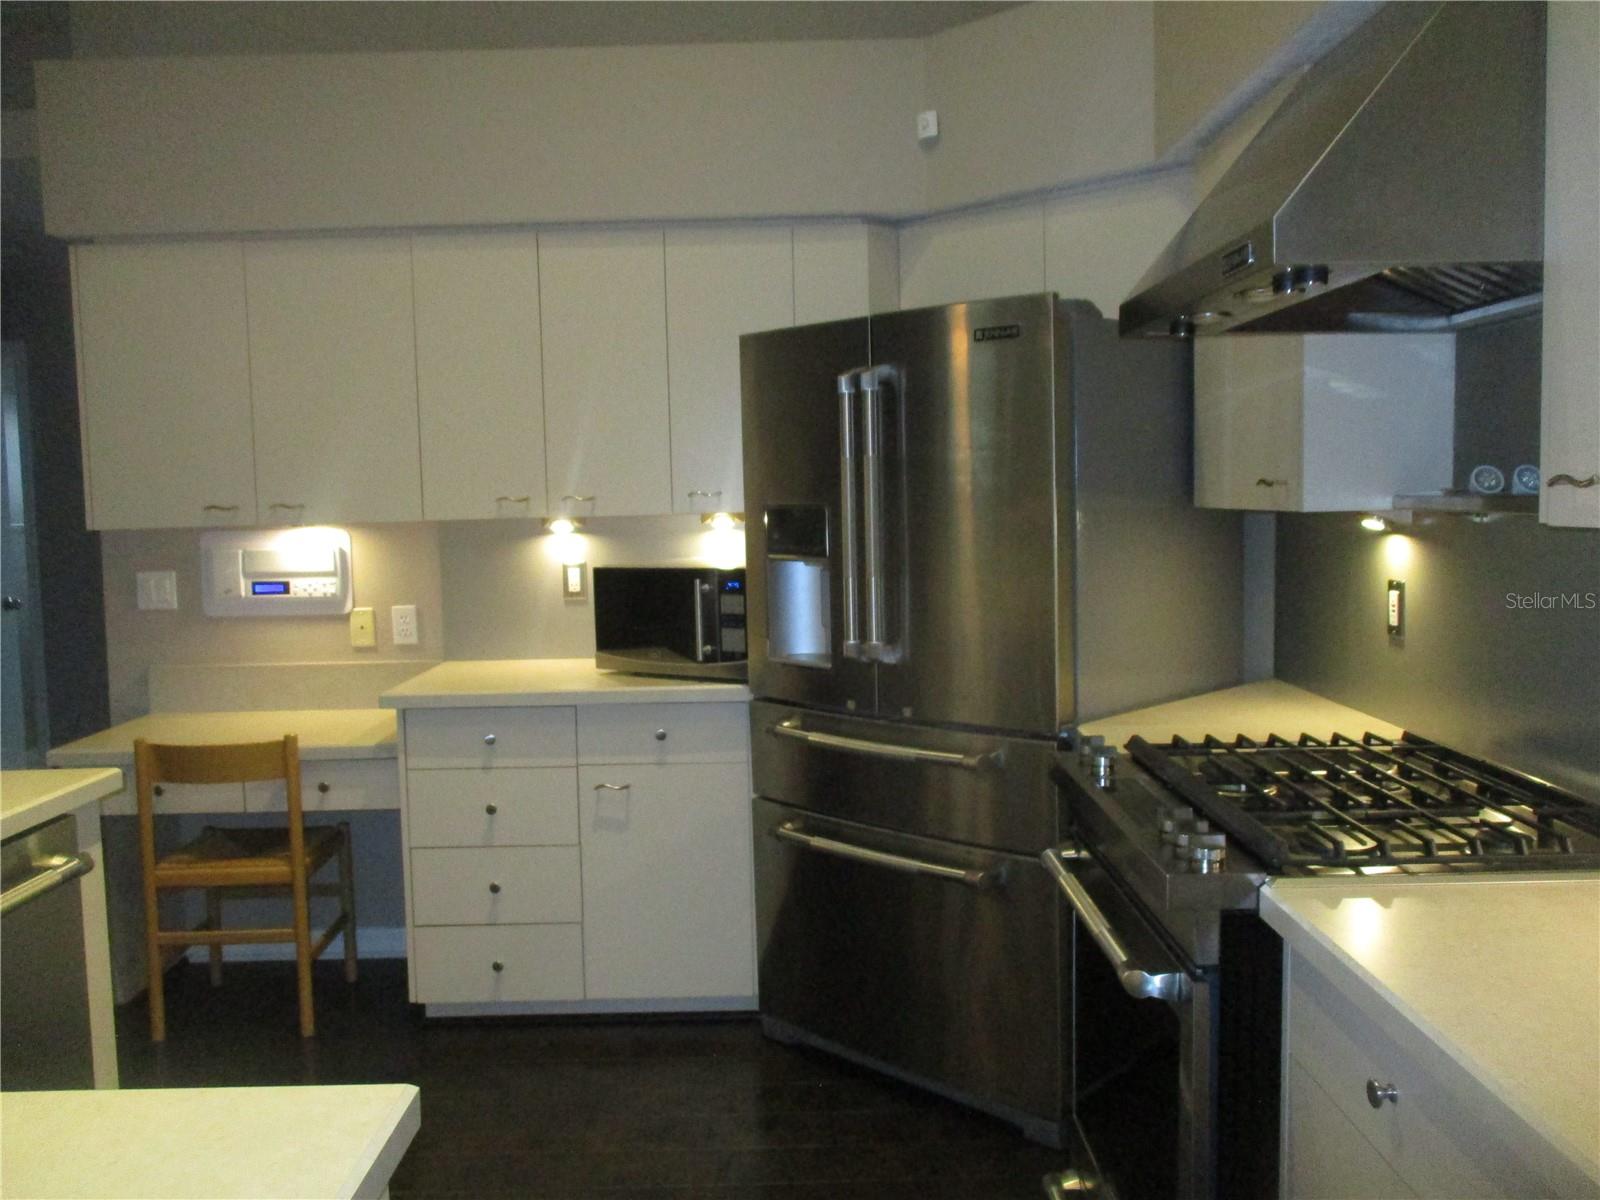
[1127,732,1600,873]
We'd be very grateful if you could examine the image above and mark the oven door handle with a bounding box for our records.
[1040,847,1187,1002]
[775,821,1004,890]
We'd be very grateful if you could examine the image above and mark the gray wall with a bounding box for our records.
[1276,513,1600,797]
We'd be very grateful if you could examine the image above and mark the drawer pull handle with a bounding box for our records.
[488,881,502,895]
[202,504,240,513]
[483,733,497,746]
[491,960,504,973]
[1366,1079,1398,1108]
[593,783,630,793]
[654,728,668,741]
[1255,478,1288,488]
[485,803,498,815]
[317,782,330,794]
[1548,473,1598,488]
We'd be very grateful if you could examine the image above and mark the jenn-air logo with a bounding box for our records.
[973,324,1022,342]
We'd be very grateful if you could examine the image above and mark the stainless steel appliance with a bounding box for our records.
[1121,2,1546,338]
[1043,727,1600,1198]
[742,295,1244,1145]
[593,565,747,681]
[1,813,96,1090]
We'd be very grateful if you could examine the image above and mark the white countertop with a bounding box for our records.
[1078,679,1404,746]
[0,1083,419,1199]
[0,768,124,841]
[1262,875,1600,1188]
[380,658,752,708]
[45,709,398,768]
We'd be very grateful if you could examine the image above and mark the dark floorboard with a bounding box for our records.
[115,959,1064,1199]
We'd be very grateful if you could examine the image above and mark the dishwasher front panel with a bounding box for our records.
[752,795,1068,1144]
[1,814,94,1090]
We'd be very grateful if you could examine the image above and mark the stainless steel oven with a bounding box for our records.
[593,566,747,681]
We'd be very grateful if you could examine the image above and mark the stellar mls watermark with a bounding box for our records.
[1504,591,1598,610]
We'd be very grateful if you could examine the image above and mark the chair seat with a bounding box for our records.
[153,824,344,889]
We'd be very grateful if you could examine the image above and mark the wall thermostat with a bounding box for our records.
[201,527,353,617]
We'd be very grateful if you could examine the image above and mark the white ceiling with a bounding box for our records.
[68,2,1024,58]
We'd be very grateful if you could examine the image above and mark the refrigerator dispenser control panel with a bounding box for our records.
[201,528,354,618]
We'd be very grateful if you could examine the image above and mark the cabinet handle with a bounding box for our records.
[560,494,595,505]
[1366,1079,1398,1108]
[317,782,330,794]
[494,495,531,504]
[202,504,240,513]
[593,783,630,793]
[267,502,307,524]
[483,733,497,746]
[1547,473,1598,489]
[491,960,504,973]
[1254,478,1287,488]
[488,881,502,895]
[485,803,498,815]
[654,728,668,742]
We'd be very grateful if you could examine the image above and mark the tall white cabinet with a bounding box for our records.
[244,238,423,525]
[664,226,794,515]
[412,233,546,521]
[71,243,257,530]
[538,229,672,517]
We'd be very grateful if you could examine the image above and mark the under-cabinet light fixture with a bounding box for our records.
[544,516,583,536]
[1360,514,1389,532]
[700,512,743,531]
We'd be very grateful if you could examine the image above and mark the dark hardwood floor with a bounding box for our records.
[115,959,1064,1199]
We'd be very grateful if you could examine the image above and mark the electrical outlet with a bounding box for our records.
[562,562,588,600]
[1387,579,1405,638]
[350,606,376,648]
[391,604,418,646]
[136,570,179,611]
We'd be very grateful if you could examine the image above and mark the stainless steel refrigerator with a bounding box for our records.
[741,295,1243,1145]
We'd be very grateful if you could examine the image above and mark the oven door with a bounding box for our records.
[1040,845,1212,1200]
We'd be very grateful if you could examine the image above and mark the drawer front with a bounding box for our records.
[411,846,582,925]
[1287,952,1510,1199]
[412,924,584,1004]
[1285,1058,1419,1199]
[245,758,400,813]
[405,706,576,769]
[406,768,578,847]
[577,702,748,764]
[101,781,245,817]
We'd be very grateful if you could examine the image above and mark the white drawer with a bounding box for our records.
[100,781,245,817]
[405,706,576,769]
[412,924,584,1004]
[1287,952,1512,1199]
[245,758,399,813]
[406,768,578,847]
[410,846,581,925]
[577,702,748,764]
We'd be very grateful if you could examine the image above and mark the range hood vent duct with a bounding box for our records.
[1120,2,1546,338]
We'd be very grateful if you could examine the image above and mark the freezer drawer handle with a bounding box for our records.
[770,719,999,769]
[774,822,1002,890]
[1040,847,1187,1003]
[0,853,95,917]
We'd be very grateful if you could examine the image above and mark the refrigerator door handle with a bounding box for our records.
[838,371,863,660]
[773,821,1004,889]
[769,718,1001,770]
[859,365,887,661]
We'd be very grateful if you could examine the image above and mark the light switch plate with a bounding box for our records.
[350,606,376,648]
[562,562,588,600]
[136,570,179,611]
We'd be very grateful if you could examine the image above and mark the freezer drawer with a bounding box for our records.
[752,796,1067,1139]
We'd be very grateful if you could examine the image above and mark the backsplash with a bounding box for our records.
[1276,513,1600,797]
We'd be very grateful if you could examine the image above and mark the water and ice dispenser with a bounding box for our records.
[764,505,831,668]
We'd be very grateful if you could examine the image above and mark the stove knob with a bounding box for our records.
[1090,747,1117,789]
[1193,819,1210,834]
[1186,833,1227,874]
[1078,735,1106,765]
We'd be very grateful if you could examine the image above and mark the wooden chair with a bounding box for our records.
[134,735,357,1040]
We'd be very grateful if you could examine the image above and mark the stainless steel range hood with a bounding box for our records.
[1120,2,1546,338]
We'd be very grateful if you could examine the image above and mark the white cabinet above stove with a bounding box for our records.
[1194,333,1454,512]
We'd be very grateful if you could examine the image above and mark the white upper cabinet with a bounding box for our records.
[412,233,546,521]
[538,229,671,518]
[244,238,422,525]
[792,222,900,324]
[1194,334,1455,512]
[72,243,257,530]
[665,226,794,514]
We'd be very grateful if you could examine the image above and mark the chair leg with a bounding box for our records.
[206,889,224,987]
[146,892,167,1043]
[339,821,358,984]
[292,881,315,1038]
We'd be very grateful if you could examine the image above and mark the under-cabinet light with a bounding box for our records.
[1360,514,1389,532]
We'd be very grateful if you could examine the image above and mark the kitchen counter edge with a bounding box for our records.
[379,658,752,709]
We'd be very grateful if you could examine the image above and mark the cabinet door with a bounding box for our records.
[72,243,257,529]
[665,227,793,514]
[538,229,671,517]
[413,233,546,521]
[793,222,900,325]
[1194,336,1302,510]
[1284,1059,1419,1199]
[578,763,755,1000]
[244,238,421,524]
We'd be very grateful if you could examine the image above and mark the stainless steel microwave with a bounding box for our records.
[593,566,748,681]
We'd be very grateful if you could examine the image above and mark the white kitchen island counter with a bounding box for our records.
[379,657,750,708]
[1263,874,1600,1196]
[0,1083,419,1199]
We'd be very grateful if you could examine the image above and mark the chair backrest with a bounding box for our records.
[133,735,305,865]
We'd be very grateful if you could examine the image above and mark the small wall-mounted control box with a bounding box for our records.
[201,528,353,618]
